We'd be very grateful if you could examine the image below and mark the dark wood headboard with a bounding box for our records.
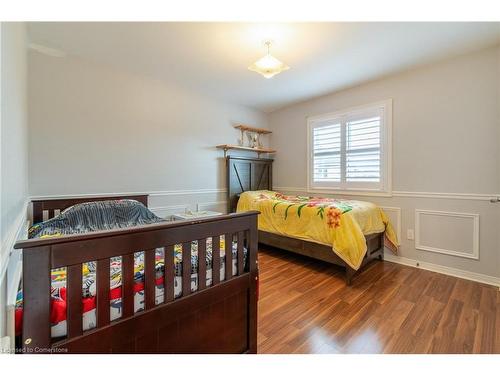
[226,156,273,213]
[32,194,149,224]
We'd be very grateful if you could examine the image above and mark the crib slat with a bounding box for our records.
[121,253,135,318]
[164,245,174,302]
[237,231,244,275]
[48,209,55,219]
[182,242,191,296]
[67,264,83,338]
[32,202,43,224]
[198,239,207,291]
[22,246,51,351]
[145,249,156,309]
[96,258,110,327]
[212,236,220,286]
[225,233,233,281]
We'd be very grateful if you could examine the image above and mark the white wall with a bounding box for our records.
[269,46,500,282]
[22,34,500,286]
[28,51,268,214]
[0,22,29,341]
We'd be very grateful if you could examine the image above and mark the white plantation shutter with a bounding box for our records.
[309,101,390,193]
[312,122,341,182]
[346,115,381,182]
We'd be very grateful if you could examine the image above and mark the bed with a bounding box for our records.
[14,194,259,353]
[226,156,398,285]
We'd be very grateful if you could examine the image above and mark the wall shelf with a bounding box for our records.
[233,124,272,134]
[216,144,276,157]
[217,124,275,157]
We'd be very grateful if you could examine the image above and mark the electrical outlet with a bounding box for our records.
[407,229,415,240]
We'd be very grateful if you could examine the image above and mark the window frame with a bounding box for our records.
[306,99,393,197]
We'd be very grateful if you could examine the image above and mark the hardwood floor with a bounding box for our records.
[257,246,500,354]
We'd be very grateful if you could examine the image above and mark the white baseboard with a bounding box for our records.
[384,253,500,289]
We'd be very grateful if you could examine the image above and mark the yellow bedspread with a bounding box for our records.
[237,190,399,270]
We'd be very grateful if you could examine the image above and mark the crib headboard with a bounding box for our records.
[227,156,273,213]
[32,194,149,224]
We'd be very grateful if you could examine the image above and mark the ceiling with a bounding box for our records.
[27,22,500,112]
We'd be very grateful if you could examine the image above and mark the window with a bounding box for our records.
[307,100,392,195]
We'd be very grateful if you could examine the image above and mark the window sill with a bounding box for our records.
[307,187,393,198]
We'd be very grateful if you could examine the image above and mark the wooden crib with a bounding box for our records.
[14,195,259,354]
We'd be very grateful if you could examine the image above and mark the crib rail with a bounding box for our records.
[15,211,259,353]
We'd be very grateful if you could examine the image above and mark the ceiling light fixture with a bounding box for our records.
[248,41,289,79]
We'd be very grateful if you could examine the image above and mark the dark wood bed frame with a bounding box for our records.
[226,156,384,285]
[15,194,259,354]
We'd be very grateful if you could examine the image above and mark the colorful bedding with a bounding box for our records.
[16,237,246,338]
[237,190,398,270]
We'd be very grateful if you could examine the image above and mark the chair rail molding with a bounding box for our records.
[392,191,498,201]
[274,186,499,201]
[29,188,227,201]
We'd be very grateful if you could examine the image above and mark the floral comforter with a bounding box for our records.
[237,190,398,270]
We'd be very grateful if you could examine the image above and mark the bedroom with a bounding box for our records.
[1,0,499,369]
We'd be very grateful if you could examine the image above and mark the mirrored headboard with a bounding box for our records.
[226,156,273,212]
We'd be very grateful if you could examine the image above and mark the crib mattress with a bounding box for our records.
[16,237,247,338]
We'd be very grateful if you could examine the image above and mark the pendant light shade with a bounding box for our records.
[248,41,290,79]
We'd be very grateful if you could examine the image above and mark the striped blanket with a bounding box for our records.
[28,199,165,238]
